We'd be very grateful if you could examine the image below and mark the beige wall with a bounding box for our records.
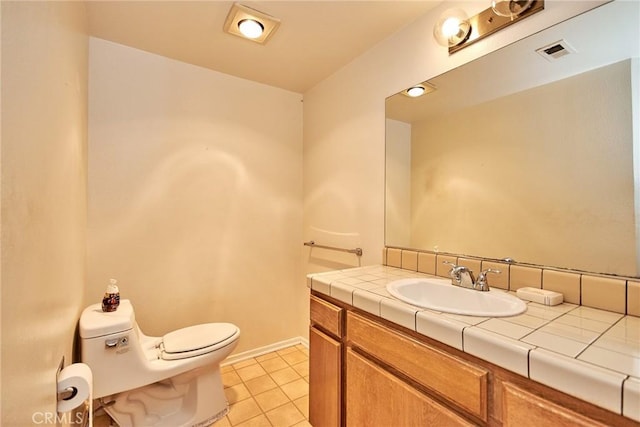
[1,1,88,425]
[87,38,306,352]
[410,61,635,275]
[385,119,411,247]
[302,1,604,275]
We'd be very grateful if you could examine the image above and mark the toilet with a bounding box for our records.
[79,299,240,427]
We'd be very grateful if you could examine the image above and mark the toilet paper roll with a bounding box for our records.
[57,363,93,414]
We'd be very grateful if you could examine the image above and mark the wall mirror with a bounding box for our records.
[385,1,639,277]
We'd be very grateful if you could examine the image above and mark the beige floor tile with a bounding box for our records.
[277,346,298,356]
[280,378,308,401]
[212,415,232,427]
[265,402,305,427]
[228,398,263,426]
[225,383,252,405]
[292,420,312,427]
[235,414,273,427]
[245,374,278,395]
[269,367,301,386]
[253,387,291,412]
[222,370,243,388]
[291,361,309,377]
[293,395,309,418]
[237,364,268,382]
[221,364,235,374]
[233,358,259,369]
[281,350,308,366]
[260,356,289,373]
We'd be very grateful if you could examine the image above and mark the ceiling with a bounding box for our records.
[86,1,440,94]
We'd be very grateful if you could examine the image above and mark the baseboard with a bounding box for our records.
[222,336,309,366]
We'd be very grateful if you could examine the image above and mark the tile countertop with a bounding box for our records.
[306,265,640,422]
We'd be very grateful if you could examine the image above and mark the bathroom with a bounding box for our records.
[1,0,638,426]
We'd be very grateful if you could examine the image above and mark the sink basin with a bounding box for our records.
[386,278,526,317]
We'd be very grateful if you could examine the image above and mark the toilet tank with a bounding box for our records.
[80,300,146,398]
[80,299,135,338]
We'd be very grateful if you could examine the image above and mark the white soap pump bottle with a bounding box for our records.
[101,278,120,312]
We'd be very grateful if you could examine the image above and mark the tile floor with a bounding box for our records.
[214,344,311,427]
[93,344,310,427]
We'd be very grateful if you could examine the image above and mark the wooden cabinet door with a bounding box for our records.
[345,348,474,427]
[309,327,341,427]
[502,382,607,427]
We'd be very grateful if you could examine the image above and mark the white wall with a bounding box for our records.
[88,38,306,352]
[1,1,88,425]
[302,0,604,274]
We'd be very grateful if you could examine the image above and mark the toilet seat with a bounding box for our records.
[161,323,239,361]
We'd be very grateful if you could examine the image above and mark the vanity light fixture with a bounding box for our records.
[224,3,280,44]
[402,82,436,98]
[434,0,544,54]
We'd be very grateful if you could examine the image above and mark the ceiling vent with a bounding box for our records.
[536,39,577,62]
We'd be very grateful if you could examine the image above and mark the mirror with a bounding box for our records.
[385,1,640,277]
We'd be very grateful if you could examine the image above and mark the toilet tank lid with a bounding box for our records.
[79,300,135,338]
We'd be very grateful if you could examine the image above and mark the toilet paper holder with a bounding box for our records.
[57,386,78,402]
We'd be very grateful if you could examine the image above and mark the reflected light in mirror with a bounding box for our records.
[406,86,426,97]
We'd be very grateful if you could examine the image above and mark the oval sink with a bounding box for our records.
[387,278,526,317]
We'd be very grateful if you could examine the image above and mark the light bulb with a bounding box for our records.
[433,8,471,47]
[238,19,264,39]
[406,86,426,97]
[441,17,462,38]
[492,0,534,18]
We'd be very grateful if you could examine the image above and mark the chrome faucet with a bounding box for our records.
[443,262,501,292]
[443,261,475,288]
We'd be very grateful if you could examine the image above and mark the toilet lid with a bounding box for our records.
[162,323,239,360]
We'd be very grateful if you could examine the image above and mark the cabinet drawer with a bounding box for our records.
[310,295,343,338]
[347,312,488,421]
[502,382,607,427]
[346,348,473,427]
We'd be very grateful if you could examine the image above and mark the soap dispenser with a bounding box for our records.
[102,278,120,312]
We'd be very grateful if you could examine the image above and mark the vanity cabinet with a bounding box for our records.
[501,382,607,427]
[309,292,638,427]
[345,347,473,426]
[309,295,343,427]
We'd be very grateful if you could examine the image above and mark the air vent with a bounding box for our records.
[536,39,577,62]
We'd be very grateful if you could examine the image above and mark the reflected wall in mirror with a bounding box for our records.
[385,1,640,277]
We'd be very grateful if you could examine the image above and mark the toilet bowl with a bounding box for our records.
[79,299,240,427]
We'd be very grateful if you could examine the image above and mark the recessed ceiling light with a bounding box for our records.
[402,82,437,98]
[224,3,280,44]
[238,19,264,39]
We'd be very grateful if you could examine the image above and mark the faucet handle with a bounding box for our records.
[475,269,501,291]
